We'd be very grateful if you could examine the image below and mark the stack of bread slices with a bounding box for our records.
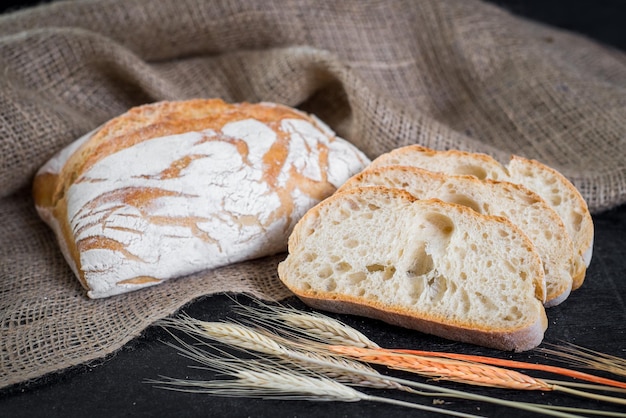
[278,145,593,352]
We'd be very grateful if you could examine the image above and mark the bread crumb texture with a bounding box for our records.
[370,145,592,283]
[278,187,547,350]
[339,165,577,306]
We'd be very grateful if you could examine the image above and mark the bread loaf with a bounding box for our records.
[369,145,592,288]
[278,186,547,352]
[33,99,370,298]
[339,165,577,306]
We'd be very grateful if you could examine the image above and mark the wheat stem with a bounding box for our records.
[240,300,626,394]
[533,403,626,417]
[553,385,626,406]
[543,380,626,394]
[234,300,626,396]
[363,394,483,417]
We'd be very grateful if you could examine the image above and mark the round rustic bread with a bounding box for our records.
[33,99,370,298]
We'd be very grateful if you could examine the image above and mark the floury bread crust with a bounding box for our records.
[339,166,576,307]
[278,186,548,352]
[370,145,592,288]
[33,99,370,298]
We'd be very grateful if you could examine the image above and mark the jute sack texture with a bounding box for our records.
[1,0,624,388]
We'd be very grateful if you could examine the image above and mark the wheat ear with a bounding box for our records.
[394,348,626,390]
[158,314,284,355]
[232,299,378,348]
[329,345,553,391]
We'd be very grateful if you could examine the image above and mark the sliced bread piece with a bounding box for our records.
[369,145,591,288]
[339,166,575,307]
[507,155,593,272]
[278,186,547,352]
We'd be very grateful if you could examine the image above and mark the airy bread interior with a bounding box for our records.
[339,165,576,307]
[507,156,594,274]
[278,186,547,351]
[369,145,591,287]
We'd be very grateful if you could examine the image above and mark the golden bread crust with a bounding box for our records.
[33,99,369,297]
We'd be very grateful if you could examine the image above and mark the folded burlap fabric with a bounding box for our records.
[1,0,624,388]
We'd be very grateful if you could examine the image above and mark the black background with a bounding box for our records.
[1,1,625,417]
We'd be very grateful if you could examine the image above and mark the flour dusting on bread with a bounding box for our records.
[33,99,370,298]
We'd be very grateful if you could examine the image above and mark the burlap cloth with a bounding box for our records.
[1,0,625,389]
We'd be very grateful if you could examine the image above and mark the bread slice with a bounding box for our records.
[278,186,547,352]
[339,166,576,307]
[369,145,591,289]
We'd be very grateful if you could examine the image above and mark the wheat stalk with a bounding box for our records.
[160,316,593,417]
[234,300,626,393]
[159,328,624,416]
[153,360,365,401]
[331,345,626,407]
[149,334,484,418]
[159,300,626,414]
[159,315,414,392]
